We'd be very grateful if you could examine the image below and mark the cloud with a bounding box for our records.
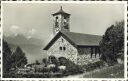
[9,25,37,38]
[9,25,20,36]
[10,25,19,32]
[11,25,19,30]
[27,35,32,39]
[26,29,36,39]
[28,28,36,35]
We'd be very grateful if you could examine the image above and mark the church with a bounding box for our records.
[44,7,102,65]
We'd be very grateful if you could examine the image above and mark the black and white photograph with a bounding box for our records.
[1,1,127,79]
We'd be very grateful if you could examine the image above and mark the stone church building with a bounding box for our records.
[44,7,102,65]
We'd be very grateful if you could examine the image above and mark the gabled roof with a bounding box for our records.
[43,31,102,50]
[52,6,70,16]
[62,31,102,46]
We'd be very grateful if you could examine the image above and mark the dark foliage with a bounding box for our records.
[42,58,47,67]
[48,56,60,72]
[58,57,68,66]
[11,46,27,68]
[3,40,28,78]
[3,40,12,73]
[48,55,58,65]
[4,56,84,78]
[100,21,124,65]
[83,61,105,71]
[58,57,84,75]
[35,60,40,65]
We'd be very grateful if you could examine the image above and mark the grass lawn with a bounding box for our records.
[83,64,124,78]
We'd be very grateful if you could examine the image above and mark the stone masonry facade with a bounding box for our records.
[77,47,100,65]
[48,36,78,64]
[47,36,100,65]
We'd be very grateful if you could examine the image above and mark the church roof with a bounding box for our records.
[43,31,102,50]
[52,6,70,16]
[62,31,102,46]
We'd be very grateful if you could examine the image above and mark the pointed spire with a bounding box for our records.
[59,6,64,12]
[52,6,70,16]
[60,6,63,11]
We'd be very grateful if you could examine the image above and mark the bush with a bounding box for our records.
[65,64,83,75]
[83,61,105,71]
[48,55,58,65]
[100,21,124,65]
[58,57,84,75]
[42,58,48,67]
[58,57,68,66]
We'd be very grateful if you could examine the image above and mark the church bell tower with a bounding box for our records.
[52,6,70,35]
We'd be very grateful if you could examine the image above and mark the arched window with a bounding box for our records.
[63,47,66,51]
[59,47,62,50]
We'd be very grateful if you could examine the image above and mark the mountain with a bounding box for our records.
[4,34,48,64]
[4,34,43,46]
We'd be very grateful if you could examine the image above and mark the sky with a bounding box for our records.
[2,2,125,45]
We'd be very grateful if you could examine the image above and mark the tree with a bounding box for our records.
[11,46,27,68]
[3,40,12,73]
[35,60,40,65]
[42,58,47,67]
[100,21,124,65]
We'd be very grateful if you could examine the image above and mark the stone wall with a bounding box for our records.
[47,36,100,65]
[77,47,100,65]
[78,47,91,55]
[48,36,78,64]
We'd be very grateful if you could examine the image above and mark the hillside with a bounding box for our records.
[66,64,124,78]
[83,64,124,78]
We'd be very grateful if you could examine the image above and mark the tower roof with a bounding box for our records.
[52,6,70,16]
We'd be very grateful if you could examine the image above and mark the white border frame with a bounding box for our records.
[1,1,127,80]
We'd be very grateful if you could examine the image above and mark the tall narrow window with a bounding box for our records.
[63,47,66,51]
[91,47,93,58]
[62,39,63,43]
[55,16,58,22]
[98,48,101,57]
[59,47,62,50]
[95,48,97,58]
